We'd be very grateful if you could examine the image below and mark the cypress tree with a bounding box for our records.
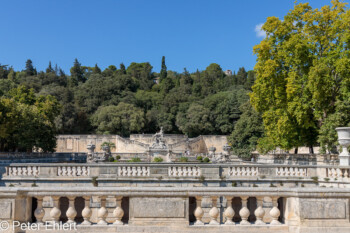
[160,56,167,81]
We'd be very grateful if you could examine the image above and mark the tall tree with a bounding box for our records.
[25,59,35,76]
[250,0,350,152]
[70,58,85,83]
[160,56,167,81]
[46,61,54,73]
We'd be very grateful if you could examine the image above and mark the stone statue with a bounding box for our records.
[151,127,167,150]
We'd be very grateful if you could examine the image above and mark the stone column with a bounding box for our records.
[66,197,77,224]
[50,196,61,224]
[81,196,92,225]
[239,196,250,225]
[97,196,108,225]
[113,196,124,225]
[34,197,45,224]
[254,197,265,225]
[270,197,281,225]
[209,196,219,225]
[194,196,204,225]
[224,196,234,225]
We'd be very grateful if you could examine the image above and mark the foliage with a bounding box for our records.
[250,0,350,152]
[91,103,145,136]
[153,157,163,163]
[0,86,60,152]
[179,157,188,162]
[100,141,116,150]
[116,155,121,160]
[203,157,210,163]
[229,102,264,158]
[129,157,141,162]
[196,156,203,161]
[108,157,115,162]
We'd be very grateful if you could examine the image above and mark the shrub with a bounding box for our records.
[180,157,188,162]
[232,181,237,187]
[324,178,330,182]
[311,176,319,183]
[269,183,276,187]
[196,156,203,161]
[31,182,38,187]
[198,175,205,182]
[91,177,98,187]
[203,157,210,163]
[108,157,115,162]
[129,157,141,162]
[153,157,163,163]
[253,184,258,187]
[116,155,121,160]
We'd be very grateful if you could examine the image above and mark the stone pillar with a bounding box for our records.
[97,196,108,225]
[239,196,250,225]
[224,196,234,225]
[194,196,204,225]
[81,196,92,225]
[50,196,61,224]
[270,197,281,225]
[66,197,77,224]
[209,196,219,225]
[113,196,124,225]
[34,197,45,224]
[254,197,265,225]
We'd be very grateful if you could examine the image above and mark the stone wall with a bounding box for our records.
[55,134,228,155]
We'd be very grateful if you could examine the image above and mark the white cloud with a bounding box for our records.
[255,23,266,38]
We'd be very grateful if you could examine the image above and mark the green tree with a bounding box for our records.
[91,102,145,136]
[250,0,350,152]
[229,102,264,158]
[159,56,167,81]
[25,59,35,76]
[70,58,85,84]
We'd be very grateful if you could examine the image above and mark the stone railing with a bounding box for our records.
[326,167,350,179]
[227,166,258,177]
[2,187,350,232]
[168,166,201,177]
[117,166,150,177]
[57,166,90,177]
[6,166,40,176]
[275,167,307,177]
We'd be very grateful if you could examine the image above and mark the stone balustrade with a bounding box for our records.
[275,167,307,177]
[117,166,150,177]
[2,186,350,232]
[227,166,258,177]
[168,166,201,177]
[57,166,90,177]
[326,167,350,179]
[6,166,40,176]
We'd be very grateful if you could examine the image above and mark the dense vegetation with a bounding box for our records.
[0,57,255,152]
[251,0,350,154]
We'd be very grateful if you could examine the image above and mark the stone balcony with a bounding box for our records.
[0,186,350,232]
[1,162,350,232]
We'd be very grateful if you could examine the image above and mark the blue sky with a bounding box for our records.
[0,0,330,74]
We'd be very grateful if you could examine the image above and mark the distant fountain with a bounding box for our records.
[148,128,172,162]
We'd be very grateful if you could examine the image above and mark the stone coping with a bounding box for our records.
[6,162,350,168]
[2,186,350,198]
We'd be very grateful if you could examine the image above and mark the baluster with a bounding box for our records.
[179,167,183,176]
[254,197,265,225]
[18,167,22,176]
[137,167,142,176]
[132,167,137,176]
[127,167,132,176]
[66,197,77,224]
[188,167,193,176]
[224,196,234,225]
[209,196,219,225]
[82,166,87,176]
[50,196,61,224]
[97,196,108,225]
[194,196,204,225]
[77,166,82,176]
[122,167,127,176]
[239,196,250,225]
[344,169,349,178]
[13,167,17,176]
[81,196,92,225]
[276,167,281,176]
[34,196,45,224]
[87,167,90,176]
[113,196,124,225]
[184,167,188,176]
[62,166,67,176]
[270,197,281,225]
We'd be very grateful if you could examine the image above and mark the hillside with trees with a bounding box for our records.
[0,58,255,152]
